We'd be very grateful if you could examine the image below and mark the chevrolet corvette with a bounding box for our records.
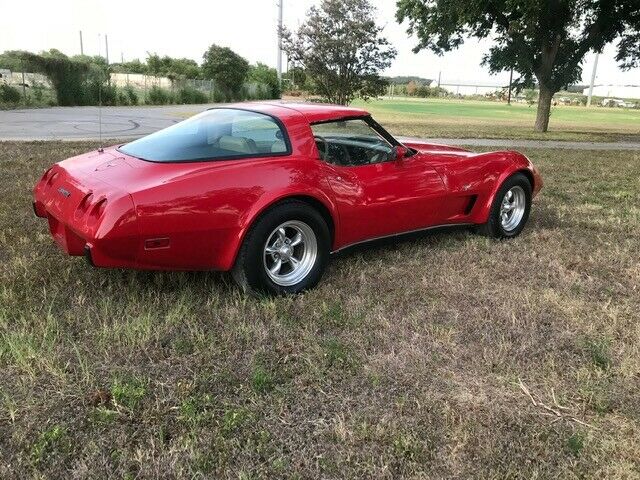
[33,102,542,294]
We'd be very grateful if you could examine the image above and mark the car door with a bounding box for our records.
[311,118,447,248]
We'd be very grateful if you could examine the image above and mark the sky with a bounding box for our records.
[1,0,638,86]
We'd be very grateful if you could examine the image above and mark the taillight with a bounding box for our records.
[46,171,59,186]
[74,192,94,219]
[40,168,53,182]
[79,193,94,212]
[91,199,108,219]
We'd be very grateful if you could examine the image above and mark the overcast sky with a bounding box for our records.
[1,0,638,86]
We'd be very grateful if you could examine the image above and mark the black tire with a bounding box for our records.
[476,172,532,238]
[232,200,330,295]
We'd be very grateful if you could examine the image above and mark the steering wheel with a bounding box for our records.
[314,135,328,161]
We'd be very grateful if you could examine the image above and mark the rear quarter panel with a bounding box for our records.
[130,109,337,271]
[131,156,336,270]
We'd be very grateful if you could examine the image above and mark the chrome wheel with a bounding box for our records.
[263,220,318,286]
[500,186,526,232]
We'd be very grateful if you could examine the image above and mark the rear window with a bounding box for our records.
[119,108,289,162]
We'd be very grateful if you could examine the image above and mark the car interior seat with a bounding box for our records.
[218,135,258,154]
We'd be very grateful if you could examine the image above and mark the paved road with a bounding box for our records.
[1,105,639,150]
[0,104,211,141]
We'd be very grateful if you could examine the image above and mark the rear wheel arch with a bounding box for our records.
[231,194,336,267]
[285,195,335,245]
[231,197,332,294]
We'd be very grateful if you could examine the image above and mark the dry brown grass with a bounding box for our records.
[0,141,639,478]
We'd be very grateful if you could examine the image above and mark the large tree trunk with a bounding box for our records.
[534,84,554,132]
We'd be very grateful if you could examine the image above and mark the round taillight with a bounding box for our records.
[79,193,94,212]
[92,199,107,218]
[46,171,59,186]
[41,168,53,182]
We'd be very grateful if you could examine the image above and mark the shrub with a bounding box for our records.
[83,81,118,106]
[147,85,173,104]
[23,50,90,106]
[123,85,138,105]
[175,86,208,104]
[211,88,229,103]
[31,83,45,102]
[116,89,130,106]
[0,83,22,104]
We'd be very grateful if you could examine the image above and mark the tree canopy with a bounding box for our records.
[248,63,281,99]
[202,44,250,98]
[145,53,201,80]
[397,0,640,131]
[282,0,397,105]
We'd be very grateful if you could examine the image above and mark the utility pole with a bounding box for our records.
[437,71,441,88]
[79,30,84,55]
[20,59,26,102]
[587,52,599,107]
[105,34,109,64]
[277,0,283,87]
[507,67,513,104]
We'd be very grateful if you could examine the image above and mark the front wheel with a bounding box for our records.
[232,200,330,295]
[476,173,532,238]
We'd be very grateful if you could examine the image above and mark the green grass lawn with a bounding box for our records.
[351,97,640,142]
[1,142,639,478]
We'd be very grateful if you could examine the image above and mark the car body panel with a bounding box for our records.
[33,102,542,271]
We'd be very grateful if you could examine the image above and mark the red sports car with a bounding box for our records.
[34,102,542,294]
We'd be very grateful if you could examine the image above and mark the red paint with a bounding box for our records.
[33,102,543,270]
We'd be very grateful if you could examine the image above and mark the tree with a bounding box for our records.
[146,53,164,77]
[396,1,640,132]
[406,80,417,96]
[202,44,249,99]
[17,50,91,106]
[281,0,397,105]
[115,59,148,74]
[248,63,281,99]
[284,65,307,90]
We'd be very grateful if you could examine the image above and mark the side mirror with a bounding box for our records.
[393,145,408,162]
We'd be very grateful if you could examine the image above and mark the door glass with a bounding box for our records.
[311,119,394,167]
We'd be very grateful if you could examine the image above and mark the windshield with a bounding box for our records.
[119,108,289,162]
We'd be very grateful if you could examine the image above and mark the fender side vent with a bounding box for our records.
[464,195,478,215]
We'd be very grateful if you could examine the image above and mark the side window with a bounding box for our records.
[231,115,287,154]
[311,119,394,167]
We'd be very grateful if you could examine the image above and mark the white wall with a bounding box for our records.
[582,85,640,99]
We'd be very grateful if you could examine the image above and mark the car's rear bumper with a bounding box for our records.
[33,165,140,267]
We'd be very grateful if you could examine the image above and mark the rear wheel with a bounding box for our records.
[232,200,330,295]
[476,173,532,238]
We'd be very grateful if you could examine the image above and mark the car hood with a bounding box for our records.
[397,137,475,158]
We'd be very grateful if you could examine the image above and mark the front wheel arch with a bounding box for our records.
[475,172,532,238]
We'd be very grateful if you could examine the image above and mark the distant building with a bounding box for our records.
[440,82,504,96]
[582,85,640,100]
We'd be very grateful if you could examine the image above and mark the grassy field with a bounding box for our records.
[1,141,639,478]
[351,97,640,142]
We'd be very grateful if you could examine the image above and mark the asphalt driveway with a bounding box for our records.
[0,104,212,141]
